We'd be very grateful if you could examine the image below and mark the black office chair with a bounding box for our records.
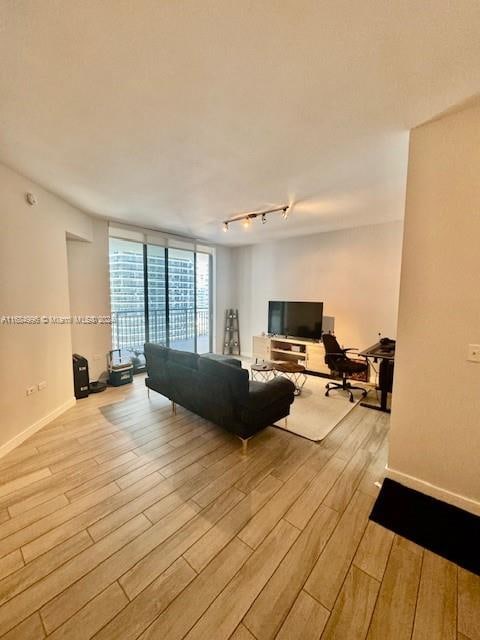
[322,334,369,403]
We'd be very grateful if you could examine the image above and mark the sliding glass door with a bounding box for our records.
[109,238,146,351]
[196,251,211,354]
[168,248,196,352]
[147,244,167,346]
[109,235,212,354]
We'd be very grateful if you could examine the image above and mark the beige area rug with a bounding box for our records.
[245,361,370,441]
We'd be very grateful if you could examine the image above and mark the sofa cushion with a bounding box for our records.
[201,353,242,368]
[144,343,171,397]
[165,361,202,413]
[168,348,199,370]
[144,342,168,368]
[197,357,249,402]
[244,378,296,411]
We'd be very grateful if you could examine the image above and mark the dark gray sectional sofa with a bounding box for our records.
[144,343,295,450]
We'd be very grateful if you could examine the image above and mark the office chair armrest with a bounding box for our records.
[342,347,359,353]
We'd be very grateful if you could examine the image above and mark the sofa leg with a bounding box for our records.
[284,417,288,428]
[147,388,150,399]
[171,401,176,415]
[241,438,248,455]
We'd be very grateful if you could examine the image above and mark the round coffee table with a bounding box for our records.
[273,361,307,395]
[251,361,275,382]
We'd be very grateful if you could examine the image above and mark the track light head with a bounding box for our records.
[223,222,228,232]
[282,206,289,220]
[261,214,267,224]
[242,216,252,228]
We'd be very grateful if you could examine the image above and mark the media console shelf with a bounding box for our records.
[252,335,330,376]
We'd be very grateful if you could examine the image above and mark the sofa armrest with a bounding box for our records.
[242,378,295,411]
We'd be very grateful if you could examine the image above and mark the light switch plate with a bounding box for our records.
[467,344,480,362]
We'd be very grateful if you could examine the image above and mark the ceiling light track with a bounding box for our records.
[223,205,289,232]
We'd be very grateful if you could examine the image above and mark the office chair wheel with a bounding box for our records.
[349,393,354,403]
[325,390,330,397]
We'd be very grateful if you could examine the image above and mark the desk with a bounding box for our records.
[360,342,395,413]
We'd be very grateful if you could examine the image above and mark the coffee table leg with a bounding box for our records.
[291,372,306,395]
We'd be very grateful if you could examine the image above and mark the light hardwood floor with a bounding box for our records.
[0,376,478,640]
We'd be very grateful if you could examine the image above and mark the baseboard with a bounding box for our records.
[385,465,480,517]
[0,397,77,460]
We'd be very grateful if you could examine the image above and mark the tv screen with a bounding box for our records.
[268,301,323,340]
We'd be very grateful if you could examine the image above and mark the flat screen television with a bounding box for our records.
[268,301,323,340]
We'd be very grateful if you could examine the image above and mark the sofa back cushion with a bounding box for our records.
[168,348,199,370]
[198,357,249,402]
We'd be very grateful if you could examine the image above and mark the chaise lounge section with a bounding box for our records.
[144,343,295,451]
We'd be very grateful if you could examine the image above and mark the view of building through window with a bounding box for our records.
[109,238,211,353]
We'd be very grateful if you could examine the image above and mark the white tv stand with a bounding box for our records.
[252,335,330,376]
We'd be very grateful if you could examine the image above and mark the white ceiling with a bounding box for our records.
[1,1,480,246]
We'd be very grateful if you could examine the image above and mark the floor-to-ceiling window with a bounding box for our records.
[168,248,196,352]
[109,238,146,351]
[109,227,213,354]
[196,251,211,354]
[147,244,167,346]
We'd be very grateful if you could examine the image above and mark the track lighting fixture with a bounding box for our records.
[222,204,290,231]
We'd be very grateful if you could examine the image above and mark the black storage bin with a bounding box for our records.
[72,354,90,399]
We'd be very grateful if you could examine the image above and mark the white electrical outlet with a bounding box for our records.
[26,386,36,396]
[467,344,480,363]
[38,381,47,391]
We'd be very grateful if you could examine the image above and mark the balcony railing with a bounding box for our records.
[111,308,210,352]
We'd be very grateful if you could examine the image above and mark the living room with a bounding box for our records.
[1,2,480,639]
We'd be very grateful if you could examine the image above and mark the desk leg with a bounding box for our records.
[380,388,389,412]
[360,397,391,413]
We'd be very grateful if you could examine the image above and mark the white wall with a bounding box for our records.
[234,221,403,356]
[214,246,236,354]
[67,218,112,381]
[388,102,480,514]
[0,163,97,453]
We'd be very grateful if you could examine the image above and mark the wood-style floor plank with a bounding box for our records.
[93,558,196,640]
[458,568,480,640]
[237,465,316,549]
[229,625,257,640]
[182,519,300,640]
[411,550,457,640]
[119,487,244,600]
[304,490,374,610]
[276,590,329,640]
[184,474,282,573]
[0,549,24,581]
[133,538,251,640]
[353,521,394,581]
[0,514,150,636]
[243,504,338,640]
[45,581,128,640]
[320,565,380,640]
[0,531,93,608]
[40,504,197,633]
[0,613,45,640]
[366,535,423,640]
